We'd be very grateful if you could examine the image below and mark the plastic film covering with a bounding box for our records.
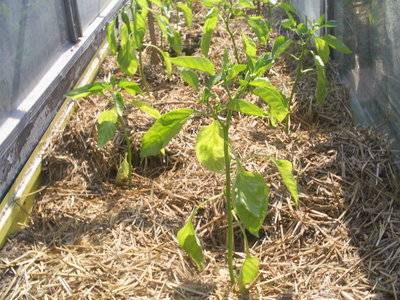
[77,0,114,30]
[292,0,400,156]
[0,0,70,125]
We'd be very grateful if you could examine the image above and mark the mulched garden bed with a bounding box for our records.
[1,4,399,299]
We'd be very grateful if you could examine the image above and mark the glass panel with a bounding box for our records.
[0,0,70,125]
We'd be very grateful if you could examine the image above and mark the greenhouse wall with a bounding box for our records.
[0,0,126,199]
[292,0,400,161]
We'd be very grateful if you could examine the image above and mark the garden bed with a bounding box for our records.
[1,3,399,299]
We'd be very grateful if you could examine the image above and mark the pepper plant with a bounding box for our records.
[66,78,160,182]
[280,5,352,109]
[139,44,299,289]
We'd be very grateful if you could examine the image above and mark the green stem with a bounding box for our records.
[119,116,133,178]
[286,44,306,133]
[223,17,240,65]
[138,50,150,92]
[221,108,235,284]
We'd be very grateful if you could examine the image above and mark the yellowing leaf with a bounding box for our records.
[314,37,330,64]
[228,99,267,117]
[116,154,130,183]
[131,99,161,119]
[195,120,225,172]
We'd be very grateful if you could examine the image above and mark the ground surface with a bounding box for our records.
[1,5,399,300]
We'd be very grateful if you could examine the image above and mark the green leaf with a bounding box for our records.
[141,108,194,157]
[117,24,138,75]
[133,12,146,48]
[201,0,222,8]
[161,51,172,76]
[180,68,199,90]
[314,37,330,64]
[121,11,131,33]
[177,2,193,27]
[247,16,270,44]
[170,56,215,75]
[118,80,141,95]
[237,0,255,9]
[322,34,352,54]
[272,36,292,59]
[248,77,270,88]
[242,34,257,58]
[253,84,289,126]
[97,109,118,147]
[116,154,130,183]
[167,28,183,55]
[131,99,161,119]
[234,169,269,236]
[200,9,218,57]
[229,99,267,117]
[66,82,110,99]
[106,20,117,55]
[239,255,260,289]
[195,120,225,172]
[274,159,299,206]
[314,55,328,104]
[114,92,125,117]
[177,216,204,269]
[226,64,247,82]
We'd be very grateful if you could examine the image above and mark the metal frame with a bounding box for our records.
[64,0,83,43]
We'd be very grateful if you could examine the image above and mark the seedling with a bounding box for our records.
[140,45,299,290]
[280,4,351,130]
[66,79,160,182]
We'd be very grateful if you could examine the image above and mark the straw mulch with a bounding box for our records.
[1,5,399,300]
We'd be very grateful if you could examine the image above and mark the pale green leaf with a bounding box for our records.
[140,108,194,157]
[66,82,110,99]
[118,80,141,95]
[247,16,270,44]
[195,120,225,172]
[131,99,161,119]
[314,37,330,64]
[117,24,138,75]
[114,92,125,117]
[200,10,218,57]
[229,99,266,117]
[226,64,247,82]
[177,217,204,269]
[234,169,269,236]
[177,2,193,27]
[253,84,289,126]
[274,159,299,206]
[272,35,292,59]
[106,20,117,55]
[97,108,118,147]
[170,56,215,75]
[239,255,260,289]
[314,55,328,104]
[180,68,199,90]
[161,51,172,76]
[322,34,352,54]
[242,34,257,58]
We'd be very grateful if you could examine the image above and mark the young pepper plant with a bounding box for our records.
[139,50,299,289]
[66,79,160,182]
[280,5,352,106]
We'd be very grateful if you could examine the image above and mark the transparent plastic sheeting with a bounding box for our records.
[0,0,69,124]
[77,0,113,30]
[293,0,400,155]
[333,0,400,148]
[291,0,322,22]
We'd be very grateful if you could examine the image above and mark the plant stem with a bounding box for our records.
[138,50,150,92]
[221,109,235,284]
[119,117,133,178]
[286,44,305,134]
[223,17,240,65]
